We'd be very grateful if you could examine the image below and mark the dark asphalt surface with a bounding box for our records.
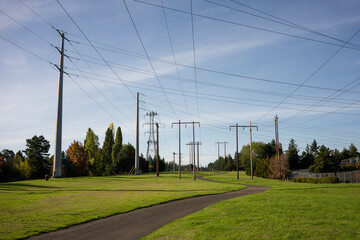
[28,176,269,240]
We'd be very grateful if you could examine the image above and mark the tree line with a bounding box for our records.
[208,139,360,179]
[0,123,167,181]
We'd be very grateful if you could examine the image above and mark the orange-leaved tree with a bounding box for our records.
[66,141,88,176]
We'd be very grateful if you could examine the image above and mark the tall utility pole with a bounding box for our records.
[172,121,200,181]
[235,122,258,180]
[230,123,240,180]
[274,115,280,178]
[135,92,139,175]
[53,32,65,178]
[156,122,159,177]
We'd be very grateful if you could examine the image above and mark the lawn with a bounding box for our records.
[143,171,360,240]
[0,172,245,240]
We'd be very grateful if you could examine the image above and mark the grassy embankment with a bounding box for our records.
[144,171,360,240]
[0,172,245,240]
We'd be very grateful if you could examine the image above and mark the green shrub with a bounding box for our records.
[293,176,339,184]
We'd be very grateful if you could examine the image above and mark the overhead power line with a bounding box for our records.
[160,0,189,114]
[67,37,360,95]
[133,0,360,51]
[256,27,360,122]
[122,0,178,119]
[205,0,360,49]
[56,0,136,98]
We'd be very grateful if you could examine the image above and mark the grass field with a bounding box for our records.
[143,172,360,240]
[0,172,245,240]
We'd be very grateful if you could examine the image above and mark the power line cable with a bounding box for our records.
[190,0,200,121]
[18,0,55,28]
[68,70,360,117]
[0,8,53,46]
[66,53,134,124]
[66,73,131,130]
[256,27,360,122]
[133,0,360,51]
[56,0,136,98]
[206,0,360,49]
[122,0,178,119]
[67,41,134,113]
[68,38,360,95]
[65,47,360,98]
[0,34,54,65]
[160,0,189,114]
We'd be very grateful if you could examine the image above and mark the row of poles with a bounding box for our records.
[52,32,281,181]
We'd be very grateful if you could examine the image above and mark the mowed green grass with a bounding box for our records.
[0,172,245,240]
[143,172,360,240]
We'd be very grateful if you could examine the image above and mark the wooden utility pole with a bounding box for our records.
[156,122,159,177]
[53,32,65,178]
[230,123,239,180]
[234,123,258,180]
[274,115,280,178]
[172,121,199,181]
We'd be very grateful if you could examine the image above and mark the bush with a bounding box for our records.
[293,176,339,184]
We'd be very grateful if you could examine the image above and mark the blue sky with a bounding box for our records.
[0,0,359,166]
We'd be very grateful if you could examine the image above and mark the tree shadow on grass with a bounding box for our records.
[0,183,62,191]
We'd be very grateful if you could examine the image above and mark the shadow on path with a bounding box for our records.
[28,174,269,240]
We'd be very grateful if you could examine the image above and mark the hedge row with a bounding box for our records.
[293,176,340,184]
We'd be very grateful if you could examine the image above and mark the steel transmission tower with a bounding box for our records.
[145,111,158,159]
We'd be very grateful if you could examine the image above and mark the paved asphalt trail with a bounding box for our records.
[28,176,269,240]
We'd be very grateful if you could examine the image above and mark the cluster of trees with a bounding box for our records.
[287,139,359,173]
[61,124,161,177]
[208,140,288,179]
[0,123,169,181]
[0,135,51,180]
[208,139,360,179]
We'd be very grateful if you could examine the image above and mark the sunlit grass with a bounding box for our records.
[143,171,360,240]
[0,172,245,240]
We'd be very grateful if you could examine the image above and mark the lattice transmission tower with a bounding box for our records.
[144,111,158,159]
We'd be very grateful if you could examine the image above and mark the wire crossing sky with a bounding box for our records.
[0,0,359,166]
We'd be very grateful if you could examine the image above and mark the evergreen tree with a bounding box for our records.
[23,135,50,179]
[287,138,299,170]
[139,154,149,173]
[114,143,135,173]
[112,126,123,167]
[309,145,334,173]
[349,143,358,157]
[84,128,100,176]
[299,144,314,169]
[101,127,114,175]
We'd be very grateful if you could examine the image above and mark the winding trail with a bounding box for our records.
[29,175,269,240]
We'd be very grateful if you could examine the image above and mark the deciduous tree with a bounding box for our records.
[66,141,88,176]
